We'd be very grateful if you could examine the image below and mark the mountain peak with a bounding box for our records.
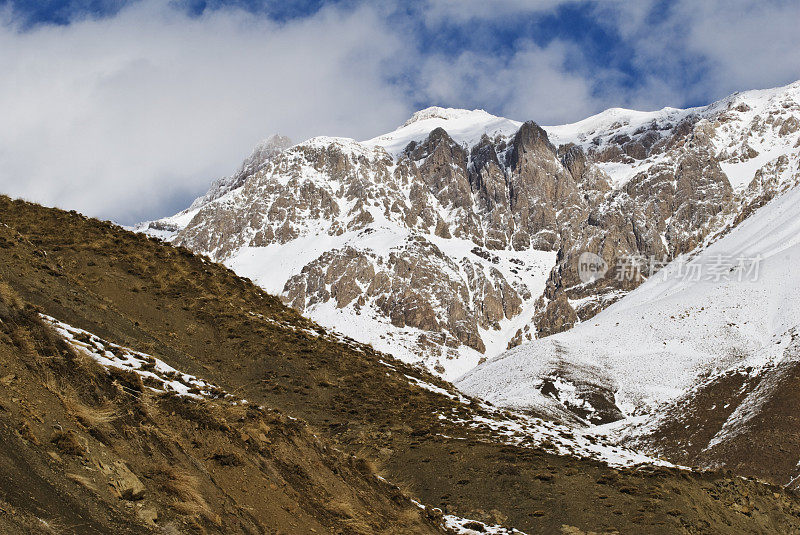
[240,134,293,173]
[182,133,292,212]
[251,133,293,153]
[365,107,521,157]
[402,106,495,127]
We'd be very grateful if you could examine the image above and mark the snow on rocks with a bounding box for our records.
[437,400,674,470]
[458,178,800,456]
[443,514,527,535]
[404,374,471,403]
[545,79,800,191]
[134,79,800,386]
[365,106,522,158]
[410,499,527,535]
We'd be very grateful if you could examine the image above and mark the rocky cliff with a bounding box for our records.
[138,81,800,378]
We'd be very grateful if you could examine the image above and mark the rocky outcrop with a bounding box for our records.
[528,85,800,336]
[534,294,578,338]
[140,81,800,376]
[282,236,533,361]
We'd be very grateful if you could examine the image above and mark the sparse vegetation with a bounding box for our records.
[0,196,799,534]
[152,465,219,526]
[64,397,118,429]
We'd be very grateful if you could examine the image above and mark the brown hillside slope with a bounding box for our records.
[0,282,442,533]
[2,196,800,534]
[633,349,800,491]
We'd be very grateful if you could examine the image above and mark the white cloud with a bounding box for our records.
[596,0,800,105]
[0,0,797,224]
[0,0,606,224]
[0,1,412,223]
[675,0,800,96]
[416,40,603,125]
[421,0,568,25]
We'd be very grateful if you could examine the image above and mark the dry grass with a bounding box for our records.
[153,465,220,526]
[107,366,145,395]
[64,344,107,376]
[4,316,37,357]
[42,371,64,397]
[63,397,117,429]
[0,280,22,308]
[42,372,118,432]
[160,467,204,503]
[166,397,230,431]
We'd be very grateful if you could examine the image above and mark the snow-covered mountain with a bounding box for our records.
[137,80,800,380]
[458,162,800,485]
[458,170,800,412]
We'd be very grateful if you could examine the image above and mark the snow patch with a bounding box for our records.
[42,315,228,400]
[458,181,800,441]
[365,107,522,157]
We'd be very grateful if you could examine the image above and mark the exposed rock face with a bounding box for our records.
[283,239,493,354]
[534,118,735,336]
[528,83,800,341]
[534,294,578,338]
[140,81,800,377]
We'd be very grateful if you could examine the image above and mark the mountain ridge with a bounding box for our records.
[136,79,800,380]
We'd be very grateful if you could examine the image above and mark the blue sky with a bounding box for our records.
[2,0,719,110]
[0,0,798,222]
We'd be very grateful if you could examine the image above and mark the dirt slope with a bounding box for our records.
[0,281,442,533]
[2,195,800,534]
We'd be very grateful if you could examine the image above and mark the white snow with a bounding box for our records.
[458,181,800,418]
[436,401,675,469]
[303,298,479,380]
[442,514,527,535]
[545,106,694,150]
[719,148,790,189]
[227,226,407,295]
[408,499,527,535]
[545,80,800,190]
[42,315,227,400]
[364,106,522,157]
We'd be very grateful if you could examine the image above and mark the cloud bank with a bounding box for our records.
[0,2,410,223]
[0,0,797,223]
